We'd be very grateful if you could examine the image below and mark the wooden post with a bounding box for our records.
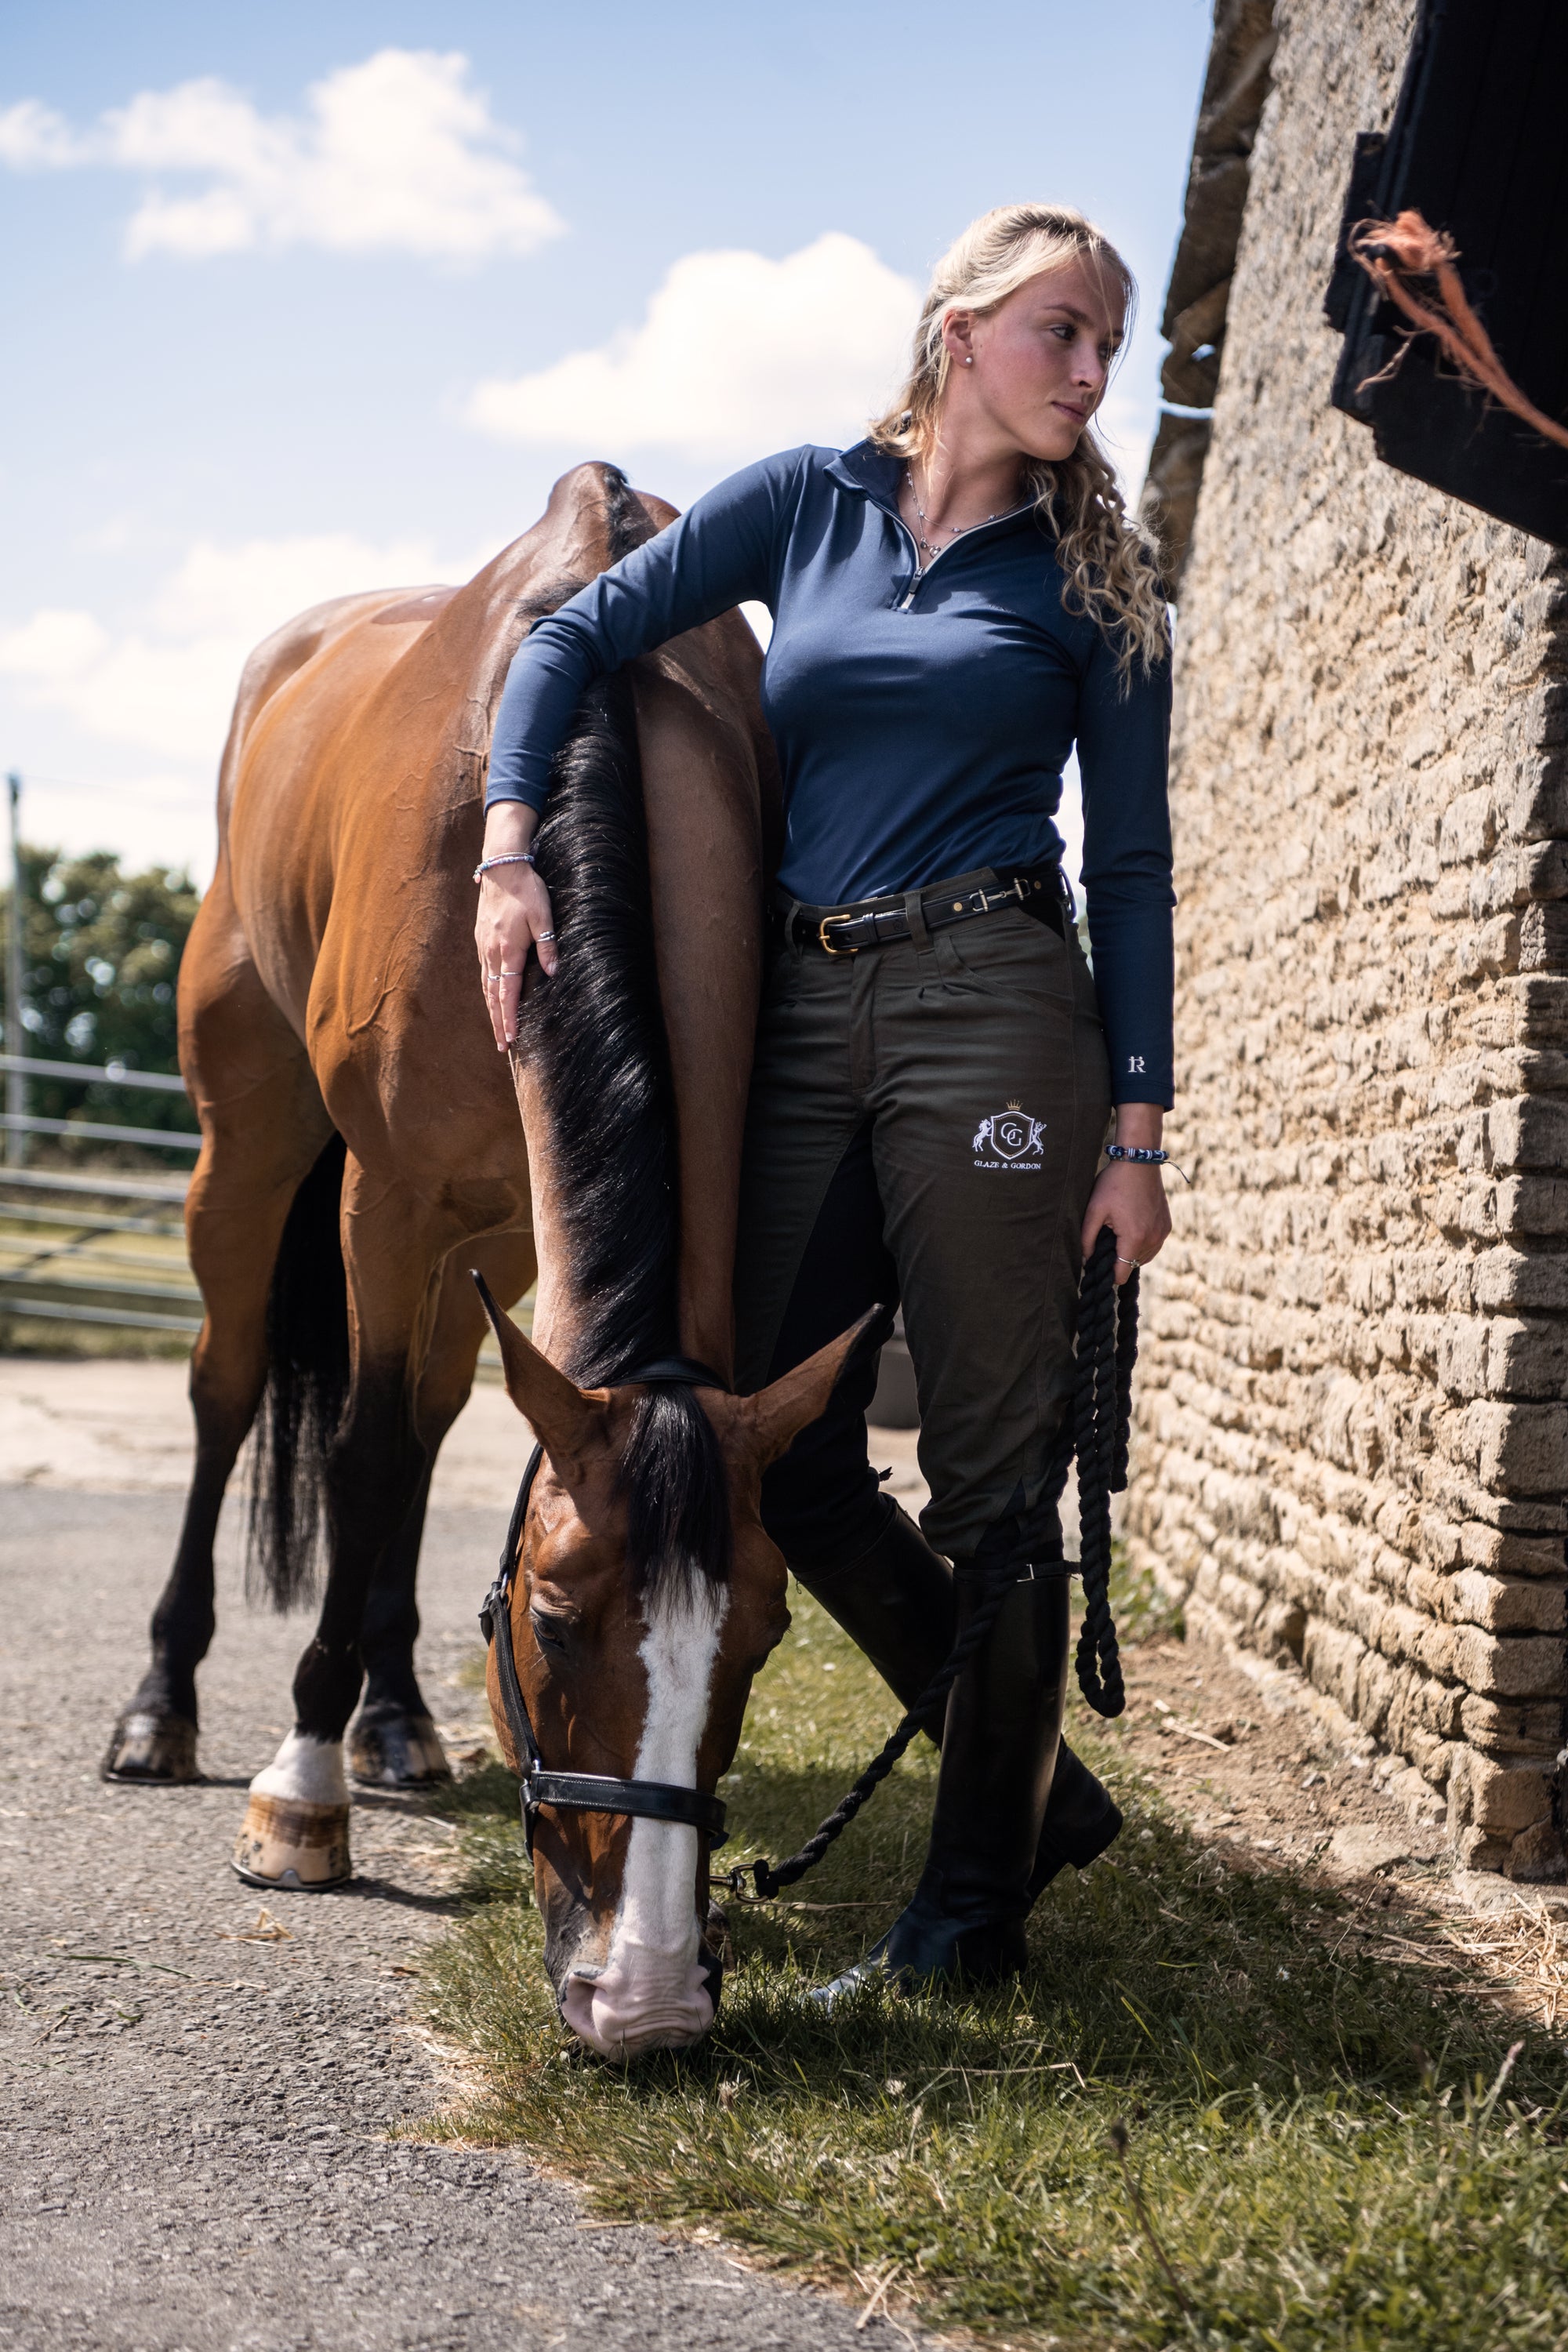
[6,773,24,1167]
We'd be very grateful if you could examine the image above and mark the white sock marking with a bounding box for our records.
[249,1730,348,1807]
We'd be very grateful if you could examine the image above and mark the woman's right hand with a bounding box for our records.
[474,804,558,1051]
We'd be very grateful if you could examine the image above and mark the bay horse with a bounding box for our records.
[102,463,865,2056]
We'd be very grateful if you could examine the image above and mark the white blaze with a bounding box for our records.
[249,1730,349,1806]
[561,1577,727,2057]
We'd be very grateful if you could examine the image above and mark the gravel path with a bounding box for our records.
[0,1479,924,2352]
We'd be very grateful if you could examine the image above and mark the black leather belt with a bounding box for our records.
[776,864,1067,956]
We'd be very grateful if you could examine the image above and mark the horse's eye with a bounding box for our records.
[530,1611,572,1655]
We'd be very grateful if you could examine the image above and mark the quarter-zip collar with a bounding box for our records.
[829,438,1041,612]
[826,438,1041,546]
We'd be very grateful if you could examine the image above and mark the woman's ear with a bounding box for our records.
[942,307,978,368]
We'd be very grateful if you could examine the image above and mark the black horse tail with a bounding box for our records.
[245,1132,350,1613]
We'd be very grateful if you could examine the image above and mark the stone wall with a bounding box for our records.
[1125,0,1568,1876]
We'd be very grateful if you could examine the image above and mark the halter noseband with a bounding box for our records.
[478,1356,731,1853]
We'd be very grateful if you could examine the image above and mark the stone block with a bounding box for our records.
[1487,1319,1568,1399]
[1465,1403,1568,1496]
[1436,1317,1487,1399]
[1439,787,1496,866]
[1303,1618,1364,1717]
[1459,1524,1568,1580]
[1450,1625,1568,1701]
[1475,1759,1554,1835]
[1473,1249,1568,1313]
[1507,1822,1568,1882]
[1446,1569,1566,1635]
[1494,1177,1568,1236]
[1454,1827,1512,1873]
[1488,1096,1568,1168]
[1459,1693,1567,1755]
[1511,977,1568,1045]
[1404,1726,1461,1787]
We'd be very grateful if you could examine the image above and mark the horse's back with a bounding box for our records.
[207,463,771,1229]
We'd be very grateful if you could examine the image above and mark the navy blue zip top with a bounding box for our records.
[487,441,1174,1105]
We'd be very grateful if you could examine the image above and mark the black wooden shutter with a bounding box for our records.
[1326,0,1568,544]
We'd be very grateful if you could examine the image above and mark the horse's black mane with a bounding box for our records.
[517,466,731,1600]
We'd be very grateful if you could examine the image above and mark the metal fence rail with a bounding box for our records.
[0,1050,198,1164]
[0,1166,201,1340]
[0,1165,187,1206]
[0,1051,188,1094]
[0,1112,201,1151]
[0,1291,201,1334]
[0,1164,516,1369]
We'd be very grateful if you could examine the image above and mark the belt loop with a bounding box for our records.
[784,894,808,960]
[902,889,933,956]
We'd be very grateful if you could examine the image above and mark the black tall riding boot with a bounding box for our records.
[792,1501,1120,1889]
[814,1562,1073,1996]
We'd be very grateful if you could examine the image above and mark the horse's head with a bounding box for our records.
[477,1284,877,2060]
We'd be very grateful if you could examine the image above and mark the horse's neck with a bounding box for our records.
[634,650,765,1388]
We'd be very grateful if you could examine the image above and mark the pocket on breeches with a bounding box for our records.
[927,909,1075,1004]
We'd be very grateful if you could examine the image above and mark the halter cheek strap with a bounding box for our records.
[478,1357,732,1853]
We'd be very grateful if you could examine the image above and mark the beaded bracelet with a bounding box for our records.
[1106,1142,1191,1184]
[473,851,535,882]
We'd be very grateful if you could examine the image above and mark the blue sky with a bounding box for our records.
[0,1,1212,877]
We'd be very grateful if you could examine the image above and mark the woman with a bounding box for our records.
[476,203,1175,1994]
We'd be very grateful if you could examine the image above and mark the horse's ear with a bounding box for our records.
[470,1272,609,1480]
[738,1304,895,1469]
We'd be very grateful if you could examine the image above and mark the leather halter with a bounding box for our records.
[479,1356,732,1854]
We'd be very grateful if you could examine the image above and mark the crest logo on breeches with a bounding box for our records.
[972,1099,1047,1167]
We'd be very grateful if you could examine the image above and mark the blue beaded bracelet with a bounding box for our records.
[1106,1142,1191,1183]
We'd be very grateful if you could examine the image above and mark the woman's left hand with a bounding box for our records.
[1082,1154,1171,1286]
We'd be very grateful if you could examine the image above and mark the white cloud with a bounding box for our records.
[0,608,111,681]
[0,50,563,263]
[466,233,919,459]
[0,531,450,764]
[0,98,81,168]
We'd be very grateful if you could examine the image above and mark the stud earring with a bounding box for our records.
[964,355,974,365]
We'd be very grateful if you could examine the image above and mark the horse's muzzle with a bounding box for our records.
[561,1942,718,2058]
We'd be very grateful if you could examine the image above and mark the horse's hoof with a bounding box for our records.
[102,1711,200,1783]
[347,1707,452,1788]
[231,1794,352,1889]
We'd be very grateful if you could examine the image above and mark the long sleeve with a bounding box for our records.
[485,448,807,812]
[1076,629,1175,1107]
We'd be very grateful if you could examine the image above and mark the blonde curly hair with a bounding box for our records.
[869,202,1169,681]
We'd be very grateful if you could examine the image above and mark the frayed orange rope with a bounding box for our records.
[1348,209,1568,451]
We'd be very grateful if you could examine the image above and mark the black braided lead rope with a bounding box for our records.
[720,1224,1139,1902]
[727,1549,1023,1900]
[1074,1226,1138,1719]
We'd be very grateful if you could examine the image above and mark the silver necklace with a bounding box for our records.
[904,463,1000,561]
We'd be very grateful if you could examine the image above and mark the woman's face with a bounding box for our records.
[946,255,1125,464]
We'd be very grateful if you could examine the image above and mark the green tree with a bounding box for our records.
[2,846,201,1140]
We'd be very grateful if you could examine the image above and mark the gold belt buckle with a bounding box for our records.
[818,912,858,955]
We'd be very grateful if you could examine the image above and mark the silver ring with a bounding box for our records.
[538,929,557,942]
[498,968,525,978]
[1115,1254,1138,1267]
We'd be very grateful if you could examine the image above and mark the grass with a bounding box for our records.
[418,1584,1568,2350]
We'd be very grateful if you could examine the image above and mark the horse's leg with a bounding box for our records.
[347,1234,536,1788]
[105,891,331,1780]
[230,1169,482,1887]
